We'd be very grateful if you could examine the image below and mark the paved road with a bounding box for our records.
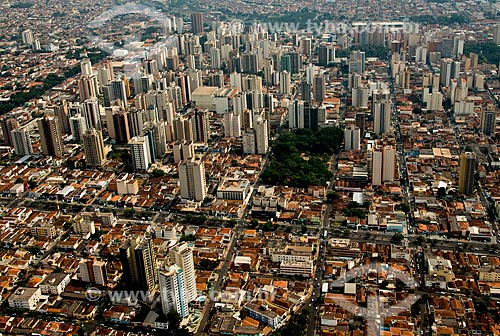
[305,155,336,336]
[195,157,268,335]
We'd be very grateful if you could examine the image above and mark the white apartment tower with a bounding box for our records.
[169,243,197,302]
[373,101,391,135]
[11,128,33,156]
[372,145,395,186]
[158,265,189,318]
[178,157,207,201]
[129,136,152,171]
[344,126,361,150]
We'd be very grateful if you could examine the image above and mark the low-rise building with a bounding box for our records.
[8,287,42,310]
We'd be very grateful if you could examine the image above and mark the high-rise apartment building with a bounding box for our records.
[112,111,131,144]
[458,152,476,195]
[313,73,326,103]
[178,157,207,201]
[191,12,204,34]
[120,235,157,292]
[70,114,87,143]
[158,264,189,318]
[11,128,33,156]
[129,136,152,171]
[168,243,197,302]
[1,116,19,147]
[371,145,395,186]
[344,126,361,151]
[373,101,392,135]
[481,110,496,135]
[38,115,64,157]
[79,258,107,285]
[83,129,106,168]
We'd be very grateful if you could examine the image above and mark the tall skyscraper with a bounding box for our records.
[173,115,194,141]
[373,101,392,135]
[371,145,395,186]
[79,258,107,285]
[78,76,98,102]
[144,121,167,160]
[110,79,128,108]
[349,50,365,73]
[344,126,361,151]
[1,116,19,147]
[254,117,269,154]
[193,109,210,143]
[112,111,131,144]
[70,114,87,143]
[458,152,476,195]
[83,129,106,168]
[11,128,33,156]
[82,99,102,131]
[158,264,189,318]
[481,110,496,135]
[21,29,34,45]
[129,136,152,171]
[128,109,144,138]
[80,58,93,77]
[38,115,64,157]
[313,73,326,103]
[439,59,452,87]
[55,101,71,134]
[191,12,204,34]
[352,87,369,108]
[280,54,291,73]
[223,112,241,138]
[494,25,500,45]
[288,51,300,74]
[355,112,366,137]
[279,71,291,95]
[242,53,259,74]
[179,157,207,201]
[301,81,312,104]
[243,129,257,154]
[169,243,197,302]
[173,140,194,164]
[120,235,157,292]
[289,100,305,129]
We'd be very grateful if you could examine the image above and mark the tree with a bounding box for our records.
[166,310,181,331]
[391,233,404,244]
[395,279,407,291]
[412,107,422,114]
[249,218,259,228]
[326,191,340,202]
[198,259,218,270]
[262,221,274,232]
[124,208,135,218]
[400,202,411,214]
[151,169,165,177]
[180,234,196,242]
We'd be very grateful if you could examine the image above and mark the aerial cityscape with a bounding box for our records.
[1,0,500,335]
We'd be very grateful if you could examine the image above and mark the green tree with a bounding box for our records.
[391,233,404,244]
[400,202,411,214]
[151,169,165,177]
[124,208,136,218]
[326,191,340,202]
[166,310,181,330]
